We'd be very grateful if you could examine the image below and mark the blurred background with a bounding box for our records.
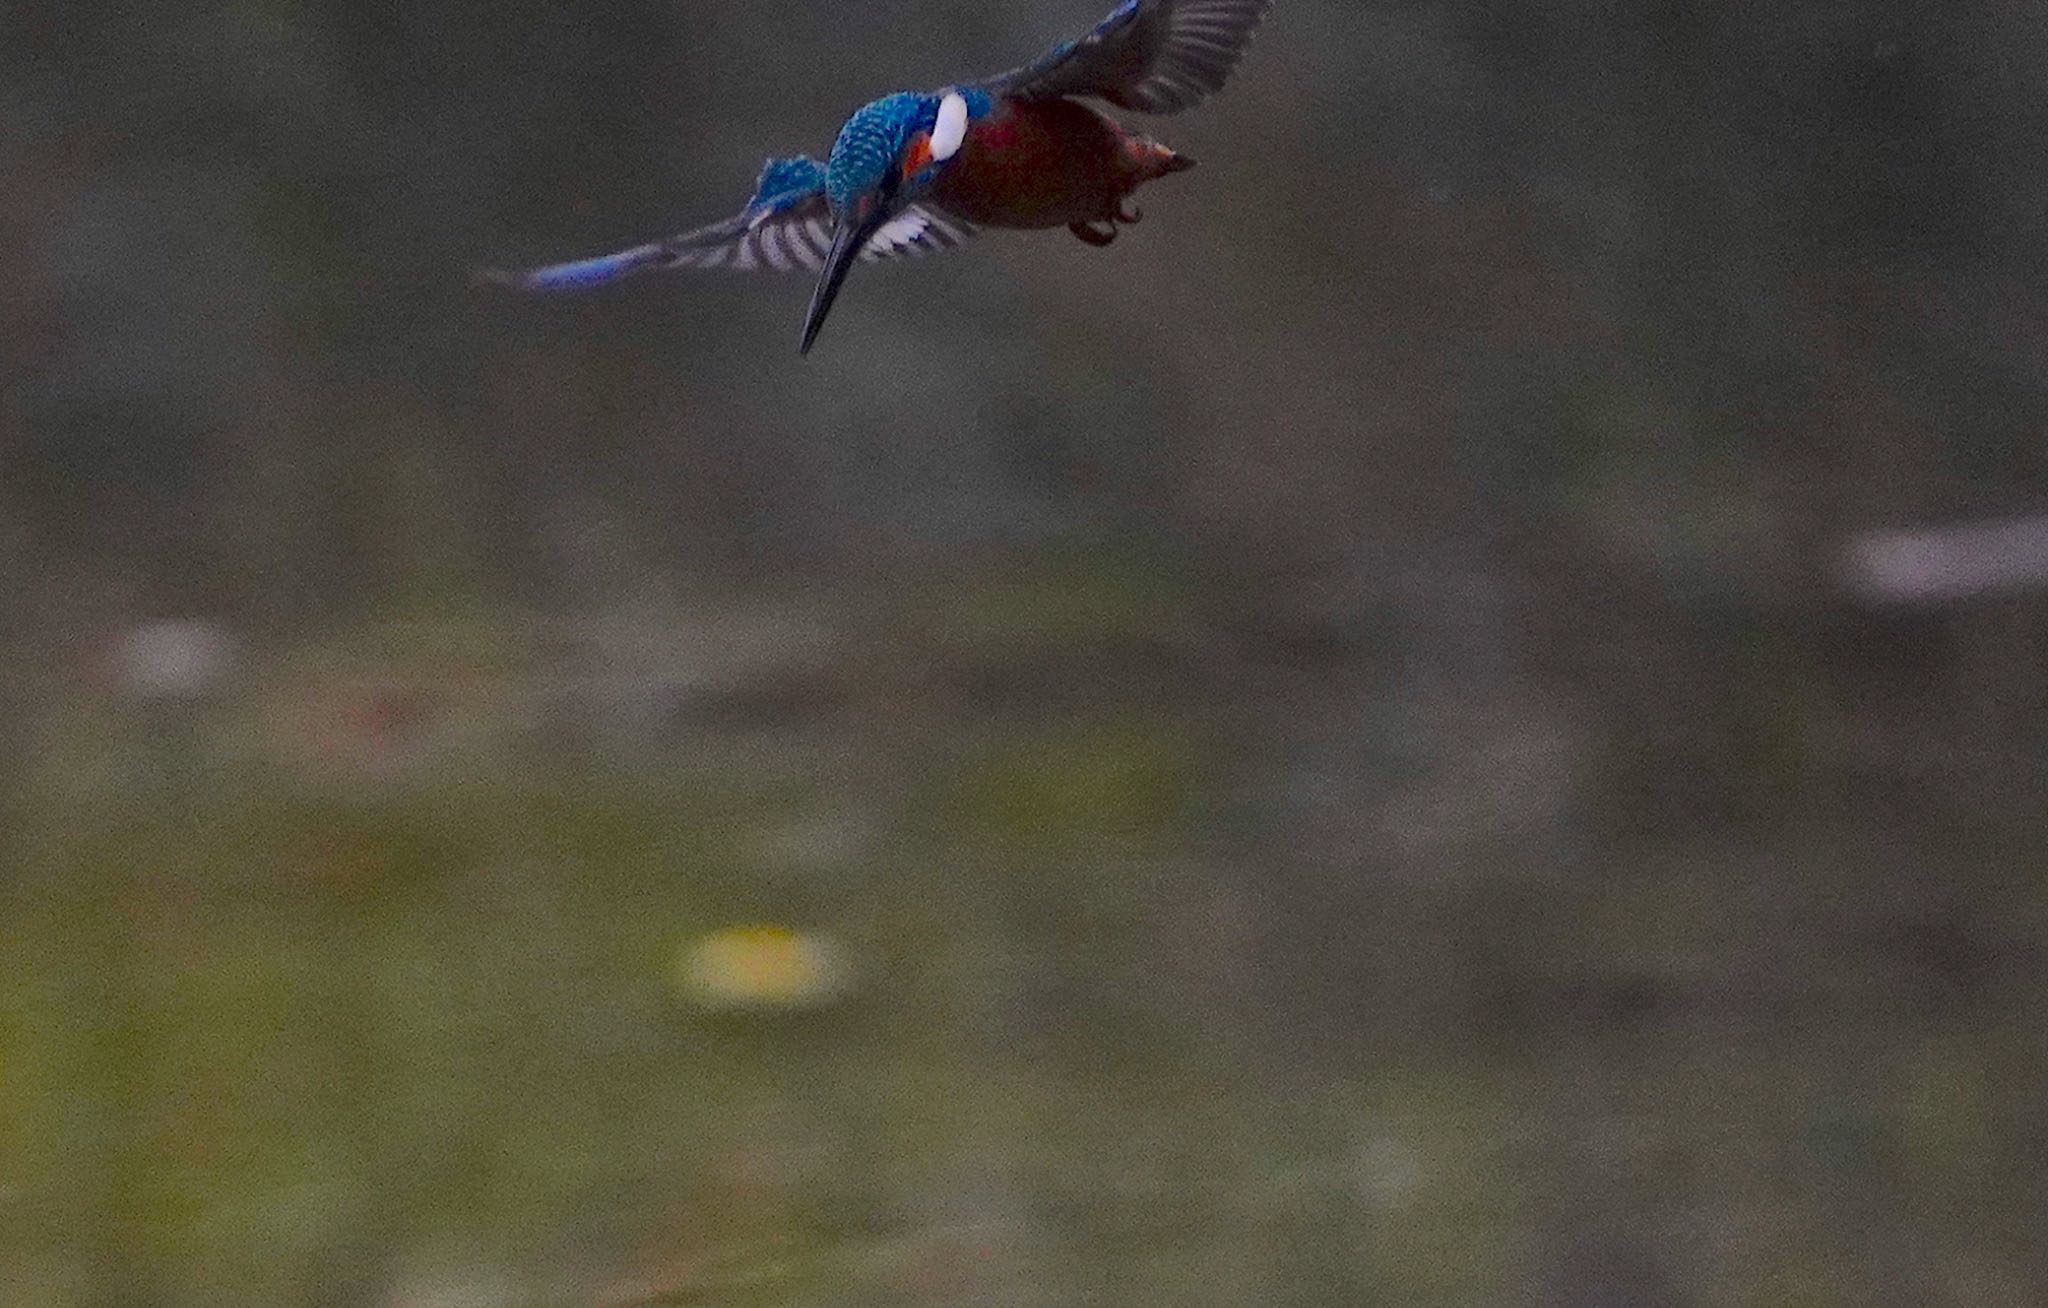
[6,1,2048,1303]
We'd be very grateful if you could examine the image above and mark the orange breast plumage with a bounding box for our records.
[931,99,1141,230]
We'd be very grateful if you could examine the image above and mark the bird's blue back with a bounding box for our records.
[826,93,930,213]
[824,87,996,213]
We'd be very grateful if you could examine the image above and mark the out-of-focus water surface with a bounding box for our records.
[7,580,2044,1305]
[7,0,2048,1302]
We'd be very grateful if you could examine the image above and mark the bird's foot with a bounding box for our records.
[1070,220,1118,247]
[1117,201,1143,225]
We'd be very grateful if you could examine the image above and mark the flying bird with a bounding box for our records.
[481,0,1273,354]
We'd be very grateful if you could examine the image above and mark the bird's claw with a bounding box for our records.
[1072,204,1140,247]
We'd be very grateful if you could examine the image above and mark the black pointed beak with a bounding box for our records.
[1165,151,1195,173]
[799,204,890,356]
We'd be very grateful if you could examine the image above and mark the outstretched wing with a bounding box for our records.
[479,155,977,291]
[984,0,1272,115]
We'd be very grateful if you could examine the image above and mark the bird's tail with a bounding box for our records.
[473,240,673,293]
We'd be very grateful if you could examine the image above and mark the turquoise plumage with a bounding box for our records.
[482,0,1272,353]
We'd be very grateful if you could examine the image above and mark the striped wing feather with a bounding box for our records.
[482,178,976,291]
[662,199,977,275]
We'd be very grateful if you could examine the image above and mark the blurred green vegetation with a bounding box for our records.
[8,0,2048,1302]
[2,577,2044,1305]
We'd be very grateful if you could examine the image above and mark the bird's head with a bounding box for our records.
[802,88,982,353]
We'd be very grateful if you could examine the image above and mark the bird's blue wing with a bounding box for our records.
[982,0,1271,115]
[480,154,977,290]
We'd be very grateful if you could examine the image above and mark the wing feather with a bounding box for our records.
[984,0,1273,115]
[479,154,978,290]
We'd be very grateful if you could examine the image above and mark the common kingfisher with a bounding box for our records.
[482,0,1273,354]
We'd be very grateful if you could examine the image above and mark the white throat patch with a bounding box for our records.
[932,93,969,162]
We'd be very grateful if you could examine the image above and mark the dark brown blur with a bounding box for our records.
[6,2,2047,1304]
